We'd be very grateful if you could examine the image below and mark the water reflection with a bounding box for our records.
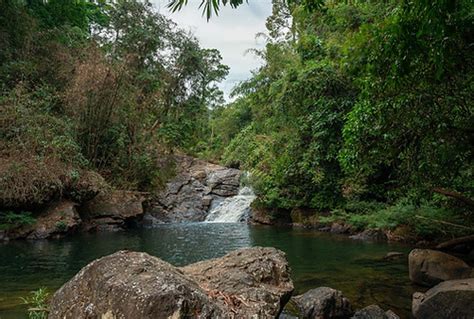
[0,224,413,318]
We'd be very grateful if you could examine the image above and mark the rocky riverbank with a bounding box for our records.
[0,155,244,241]
[46,247,474,319]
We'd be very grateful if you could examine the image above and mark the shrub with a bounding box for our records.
[0,211,36,230]
[21,288,49,319]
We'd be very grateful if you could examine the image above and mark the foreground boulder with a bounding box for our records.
[408,249,471,286]
[49,250,224,318]
[50,247,293,318]
[351,305,399,319]
[182,247,294,317]
[412,278,474,319]
[290,287,353,319]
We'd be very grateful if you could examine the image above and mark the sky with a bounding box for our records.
[152,0,273,100]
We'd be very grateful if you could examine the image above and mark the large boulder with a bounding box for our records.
[412,278,474,319]
[351,305,399,319]
[147,156,242,223]
[79,191,146,231]
[49,250,225,319]
[182,247,294,318]
[49,247,293,318]
[290,287,353,319]
[408,249,471,286]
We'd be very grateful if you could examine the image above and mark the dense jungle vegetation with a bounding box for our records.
[1,0,473,241]
[0,0,228,212]
[201,0,474,239]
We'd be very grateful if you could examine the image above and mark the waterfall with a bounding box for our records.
[205,187,256,223]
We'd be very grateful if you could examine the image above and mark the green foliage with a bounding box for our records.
[0,211,36,230]
[1,0,228,199]
[21,288,49,319]
[320,199,472,240]
[205,0,473,239]
[55,220,67,232]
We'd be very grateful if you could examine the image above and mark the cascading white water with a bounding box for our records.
[205,186,256,223]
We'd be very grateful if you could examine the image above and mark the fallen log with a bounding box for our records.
[436,235,474,250]
[432,187,474,208]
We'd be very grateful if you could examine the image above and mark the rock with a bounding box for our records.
[290,208,319,227]
[291,287,353,319]
[330,222,353,234]
[182,247,294,318]
[350,229,387,242]
[49,247,293,319]
[351,305,400,319]
[384,252,404,260]
[49,250,225,319]
[250,206,292,226]
[80,191,146,232]
[250,207,275,225]
[147,156,243,223]
[6,200,81,240]
[412,278,474,319]
[206,168,241,196]
[26,200,81,239]
[408,249,471,286]
[0,230,8,241]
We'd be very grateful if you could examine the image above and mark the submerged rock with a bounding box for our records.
[49,247,293,318]
[351,305,399,319]
[181,247,294,317]
[291,287,353,319]
[412,278,474,319]
[408,249,471,287]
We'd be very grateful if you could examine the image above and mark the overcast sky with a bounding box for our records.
[152,0,273,100]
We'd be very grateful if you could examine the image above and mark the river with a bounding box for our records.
[0,223,415,318]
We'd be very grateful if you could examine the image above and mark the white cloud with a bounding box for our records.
[152,0,272,100]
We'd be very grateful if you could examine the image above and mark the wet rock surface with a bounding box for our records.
[49,247,293,319]
[408,249,471,287]
[146,156,242,223]
[291,287,353,319]
[412,278,474,319]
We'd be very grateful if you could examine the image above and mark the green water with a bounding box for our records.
[0,224,415,318]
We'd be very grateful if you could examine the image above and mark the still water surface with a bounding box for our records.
[0,223,415,318]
